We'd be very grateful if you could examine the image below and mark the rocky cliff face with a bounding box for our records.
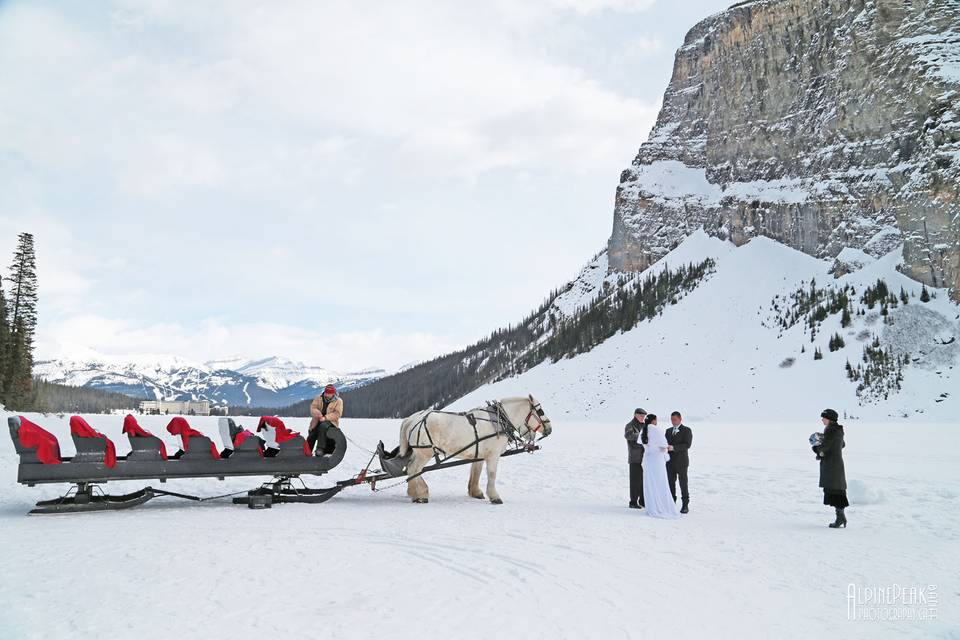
[609,0,960,300]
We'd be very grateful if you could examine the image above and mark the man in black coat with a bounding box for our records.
[665,411,693,513]
[624,408,646,509]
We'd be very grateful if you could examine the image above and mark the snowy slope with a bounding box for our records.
[0,410,956,639]
[549,251,618,318]
[449,231,960,422]
[34,352,387,407]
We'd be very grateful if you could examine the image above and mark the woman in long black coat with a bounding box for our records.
[813,408,848,528]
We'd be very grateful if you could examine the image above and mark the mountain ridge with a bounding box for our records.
[33,352,386,408]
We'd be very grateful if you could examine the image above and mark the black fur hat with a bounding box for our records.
[820,408,839,422]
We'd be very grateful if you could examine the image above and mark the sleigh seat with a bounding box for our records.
[9,416,63,466]
[122,415,168,461]
[167,417,220,460]
[69,416,118,468]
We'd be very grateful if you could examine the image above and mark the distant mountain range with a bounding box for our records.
[33,353,387,408]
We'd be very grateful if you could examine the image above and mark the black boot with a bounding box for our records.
[828,507,847,528]
[680,501,689,514]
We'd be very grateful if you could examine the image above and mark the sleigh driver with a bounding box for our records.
[308,384,343,456]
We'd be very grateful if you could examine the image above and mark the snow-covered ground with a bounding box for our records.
[1,412,957,639]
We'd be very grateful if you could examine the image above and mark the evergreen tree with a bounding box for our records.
[840,306,851,328]
[919,284,930,302]
[5,317,32,408]
[4,233,38,409]
[6,233,37,340]
[0,287,8,401]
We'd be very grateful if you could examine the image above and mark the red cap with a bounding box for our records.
[324,384,336,395]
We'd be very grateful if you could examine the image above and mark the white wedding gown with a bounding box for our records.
[642,424,680,519]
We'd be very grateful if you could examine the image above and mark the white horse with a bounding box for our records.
[397,395,552,504]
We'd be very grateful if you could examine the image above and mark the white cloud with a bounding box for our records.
[0,0,684,370]
[0,1,660,194]
[0,213,94,314]
[116,134,229,197]
[622,35,667,58]
[36,313,461,371]
[487,0,657,25]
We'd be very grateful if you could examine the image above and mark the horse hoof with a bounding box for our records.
[490,498,503,505]
[413,498,429,504]
[470,493,485,500]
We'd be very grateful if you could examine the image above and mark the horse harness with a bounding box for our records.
[406,400,544,465]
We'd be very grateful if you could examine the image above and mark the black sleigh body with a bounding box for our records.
[7,415,347,514]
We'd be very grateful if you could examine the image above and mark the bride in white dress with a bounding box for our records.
[641,414,680,519]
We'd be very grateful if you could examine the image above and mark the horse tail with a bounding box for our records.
[398,419,411,458]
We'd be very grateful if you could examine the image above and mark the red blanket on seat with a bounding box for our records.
[69,416,118,468]
[233,429,263,456]
[166,417,221,459]
[122,414,168,460]
[257,416,310,455]
[16,417,62,464]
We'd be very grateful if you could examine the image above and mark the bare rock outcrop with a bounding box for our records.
[608,0,960,300]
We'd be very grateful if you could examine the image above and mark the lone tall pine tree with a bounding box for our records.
[3,232,38,409]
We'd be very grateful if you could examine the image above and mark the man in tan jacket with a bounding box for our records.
[308,384,343,455]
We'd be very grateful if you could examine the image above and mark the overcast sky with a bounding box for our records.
[0,0,731,371]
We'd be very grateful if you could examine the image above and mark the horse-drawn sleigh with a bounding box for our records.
[6,396,551,514]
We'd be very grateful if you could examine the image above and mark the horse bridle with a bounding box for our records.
[523,398,550,438]
[484,399,549,444]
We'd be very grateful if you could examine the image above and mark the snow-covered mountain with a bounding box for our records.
[449,230,959,421]
[33,353,386,407]
[337,1,960,421]
[445,1,960,421]
[342,231,958,420]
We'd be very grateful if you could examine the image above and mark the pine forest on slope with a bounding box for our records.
[248,259,715,418]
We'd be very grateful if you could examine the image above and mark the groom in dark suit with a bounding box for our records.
[624,408,646,509]
[665,411,692,514]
